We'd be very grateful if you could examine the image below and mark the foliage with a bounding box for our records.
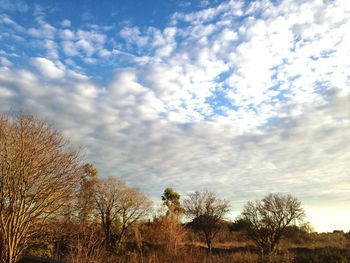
[161,187,184,217]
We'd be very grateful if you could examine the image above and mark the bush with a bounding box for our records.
[293,247,350,263]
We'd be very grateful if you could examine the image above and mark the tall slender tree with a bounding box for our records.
[77,163,99,223]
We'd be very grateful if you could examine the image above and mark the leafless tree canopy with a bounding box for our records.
[0,113,82,263]
[242,193,305,255]
[94,177,152,251]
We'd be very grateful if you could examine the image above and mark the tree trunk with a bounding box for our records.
[1,234,20,263]
[205,233,212,253]
[103,217,112,249]
[115,226,126,253]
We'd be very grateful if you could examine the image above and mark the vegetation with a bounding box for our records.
[0,113,82,263]
[184,191,230,252]
[161,187,184,217]
[0,112,349,263]
[241,193,305,255]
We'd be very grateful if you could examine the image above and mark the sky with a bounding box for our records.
[0,0,349,232]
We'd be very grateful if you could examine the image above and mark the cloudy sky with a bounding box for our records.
[0,0,349,232]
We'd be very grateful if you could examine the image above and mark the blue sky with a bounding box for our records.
[0,0,350,232]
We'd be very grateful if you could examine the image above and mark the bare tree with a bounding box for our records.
[115,186,152,250]
[94,177,152,252]
[0,112,82,263]
[242,193,305,255]
[94,177,123,249]
[183,191,229,252]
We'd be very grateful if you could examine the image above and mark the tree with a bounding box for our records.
[0,112,82,263]
[115,186,152,250]
[94,177,123,249]
[77,163,99,223]
[161,187,184,218]
[183,191,229,252]
[158,188,186,253]
[144,215,187,255]
[94,177,152,252]
[242,193,305,255]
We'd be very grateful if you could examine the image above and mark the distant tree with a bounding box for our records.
[0,112,82,263]
[345,231,350,240]
[242,193,305,255]
[229,218,251,232]
[94,177,152,251]
[283,222,313,243]
[183,191,229,252]
[161,187,184,218]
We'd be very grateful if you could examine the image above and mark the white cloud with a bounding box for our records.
[59,29,75,40]
[30,57,65,79]
[0,85,13,97]
[0,0,28,13]
[0,57,12,66]
[76,39,95,55]
[119,26,149,49]
[61,19,71,27]
[60,29,107,59]
[28,22,56,39]
[43,39,59,59]
[62,41,79,56]
[0,14,25,32]
[98,49,111,58]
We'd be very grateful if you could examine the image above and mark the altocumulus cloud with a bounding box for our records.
[0,0,350,232]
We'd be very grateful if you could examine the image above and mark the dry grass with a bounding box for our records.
[40,227,350,263]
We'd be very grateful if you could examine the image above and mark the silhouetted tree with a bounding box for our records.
[242,193,305,255]
[183,191,229,252]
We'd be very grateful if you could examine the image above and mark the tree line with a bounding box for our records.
[0,112,306,263]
